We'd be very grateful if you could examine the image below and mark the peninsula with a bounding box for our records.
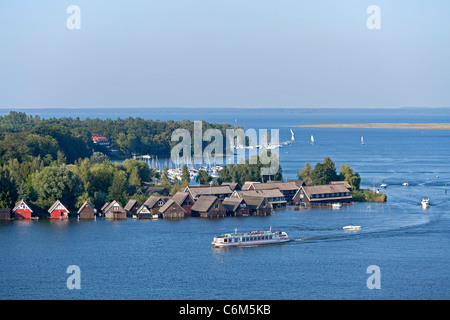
[297,123,450,130]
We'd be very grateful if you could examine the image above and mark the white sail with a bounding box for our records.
[290,129,294,141]
[361,136,364,145]
[311,135,314,144]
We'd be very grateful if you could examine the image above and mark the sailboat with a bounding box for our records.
[361,136,365,145]
[310,135,315,145]
[290,129,295,141]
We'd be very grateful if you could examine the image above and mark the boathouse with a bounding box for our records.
[12,200,33,219]
[222,198,249,216]
[103,200,126,219]
[158,199,186,219]
[232,189,287,208]
[190,196,227,218]
[172,192,195,215]
[77,201,96,220]
[135,204,154,219]
[124,199,141,216]
[293,184,352,206]
[48,200,69,219]
[248,181,301,204]
[242,196,271,216]
[0,208,11,220]
[144,196,167,214]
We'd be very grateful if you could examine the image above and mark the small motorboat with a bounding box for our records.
[332,203,342,209]
[421,197,430,209]
[380,183,387,188]
[402,182,409,186]
[343,225,361,231]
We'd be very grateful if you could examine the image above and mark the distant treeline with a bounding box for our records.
[0,111,239,164]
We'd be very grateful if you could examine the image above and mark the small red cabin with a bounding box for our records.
[12,199,33,219]
[48,200,69,219]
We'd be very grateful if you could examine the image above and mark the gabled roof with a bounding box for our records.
[144,196,166,208]
[233,189,285,199]
[252,181,299,191]
[241,181,261,190]
[300,184,352,201]
[77,201,95,214]
[48,200,69,214]
[124,199,140,211]
[172,192,190,205]
[190,196,220,212]
[12,199,33,212]
[103,200,125,213]
[241,196,268,210]
[186,185,233,198]
[136,204,151,214]
[158,199,186,214]
[222,197,245,211]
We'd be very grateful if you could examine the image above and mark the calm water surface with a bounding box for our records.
[1,108,449,299]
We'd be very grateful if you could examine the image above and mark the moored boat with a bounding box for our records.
[332,203,342,209]
[212,228,290,247]
[342,225,361,231]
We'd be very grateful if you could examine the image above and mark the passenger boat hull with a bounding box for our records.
[212,230,290,248]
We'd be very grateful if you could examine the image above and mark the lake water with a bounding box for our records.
[1,107,449,300]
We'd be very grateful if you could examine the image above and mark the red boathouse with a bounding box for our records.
[48,200,69,219]
[12,199,33,219]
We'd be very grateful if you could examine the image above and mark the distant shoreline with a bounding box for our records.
[297,123,450,130]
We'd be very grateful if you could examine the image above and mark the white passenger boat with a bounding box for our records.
[342,225,361,231]
[421,197,430,208]
[212,228,290,247]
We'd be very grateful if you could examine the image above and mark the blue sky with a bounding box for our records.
[0,0,449,108]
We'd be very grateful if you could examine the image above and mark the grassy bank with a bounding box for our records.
[351,189,387,202]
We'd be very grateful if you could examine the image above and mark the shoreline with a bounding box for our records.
[297,123,450,130]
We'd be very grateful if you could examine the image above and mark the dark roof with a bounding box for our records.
[233,189,285,199]
[190,196,219,212]
[252,181,299,191]
[172,192,190,205]
[144,196,165,208]
[187,186,233,198]
[221,182,240,191]
[158,199,185,214]
[241,196,267,210]
[222,197,245,211]
[77,201,95,214]
[146,187,169,194]
[124,199,140,211]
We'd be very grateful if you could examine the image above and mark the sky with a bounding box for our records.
[0,0,449,109]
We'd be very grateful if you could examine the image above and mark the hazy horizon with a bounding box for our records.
[1,1,449,109]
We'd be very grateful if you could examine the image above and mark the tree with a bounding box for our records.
[340,164,361,190]
[0,166,18,208]
[298,162,313,185]
[311,157,338,185]
[196,169,212,185]
[181,164,190,186]
[31,165,82,210]
[108,170,128,205]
